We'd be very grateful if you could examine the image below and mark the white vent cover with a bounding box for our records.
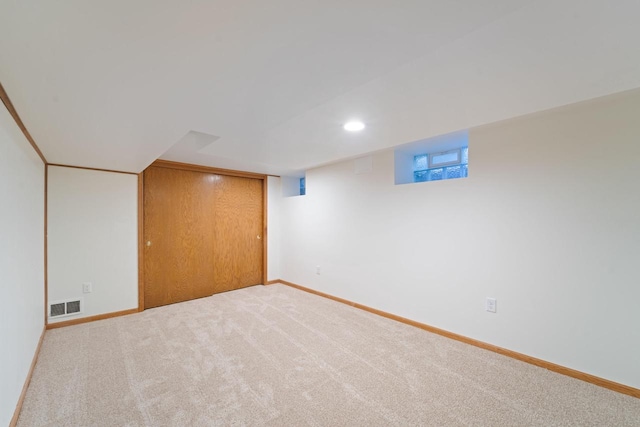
[49,298,83,318]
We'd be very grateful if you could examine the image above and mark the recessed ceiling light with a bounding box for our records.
[344,121,365,132]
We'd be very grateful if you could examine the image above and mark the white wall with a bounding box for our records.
[47,166,138,323]
[278,89,640,389]
[267,176,282,281]
[0,103,45,425]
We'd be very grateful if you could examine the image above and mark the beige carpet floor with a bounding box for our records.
[18,284,640,426]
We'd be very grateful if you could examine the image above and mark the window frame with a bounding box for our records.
[429,148,461,168]
[413,147,468,183]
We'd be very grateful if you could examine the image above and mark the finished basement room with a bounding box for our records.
[1,1,639,426]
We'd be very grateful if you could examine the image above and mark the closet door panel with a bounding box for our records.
[143,167,216,308]
[211,175,264,293]
[144,165,264,309]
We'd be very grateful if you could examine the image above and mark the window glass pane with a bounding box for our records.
[445,165,461,179]
[414,170,428,182]
[428,168,443,181]
[299,178,306,196]
[462,147,468,164]
[413,154,428,171]
[431,150,459,167]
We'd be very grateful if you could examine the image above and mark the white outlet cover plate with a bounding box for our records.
[486,297,497,313]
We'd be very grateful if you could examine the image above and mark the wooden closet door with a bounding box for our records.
[144,167,217,308]
[211,175,264,293]
[143,166,264,309]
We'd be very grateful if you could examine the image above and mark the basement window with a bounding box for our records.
[413,147,468,182]
[282,175,306,197]
[393,130,468,185]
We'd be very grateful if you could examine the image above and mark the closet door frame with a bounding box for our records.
[137,159,268,311]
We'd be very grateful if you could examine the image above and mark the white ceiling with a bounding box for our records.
[1,0,639,175]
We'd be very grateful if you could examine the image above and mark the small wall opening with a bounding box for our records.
[282,173,306,197]
[394,131,469,185]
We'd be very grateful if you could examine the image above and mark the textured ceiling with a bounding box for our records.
[1,0,639,175]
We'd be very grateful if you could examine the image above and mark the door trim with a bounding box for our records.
[139,160,269,311]
[137,172,144,311]
[262,178,268,286]
[149,159,268,179]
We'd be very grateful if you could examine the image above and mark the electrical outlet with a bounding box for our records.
[83,282,92,293]
[316,265,321,275]
[486,297,497,313]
